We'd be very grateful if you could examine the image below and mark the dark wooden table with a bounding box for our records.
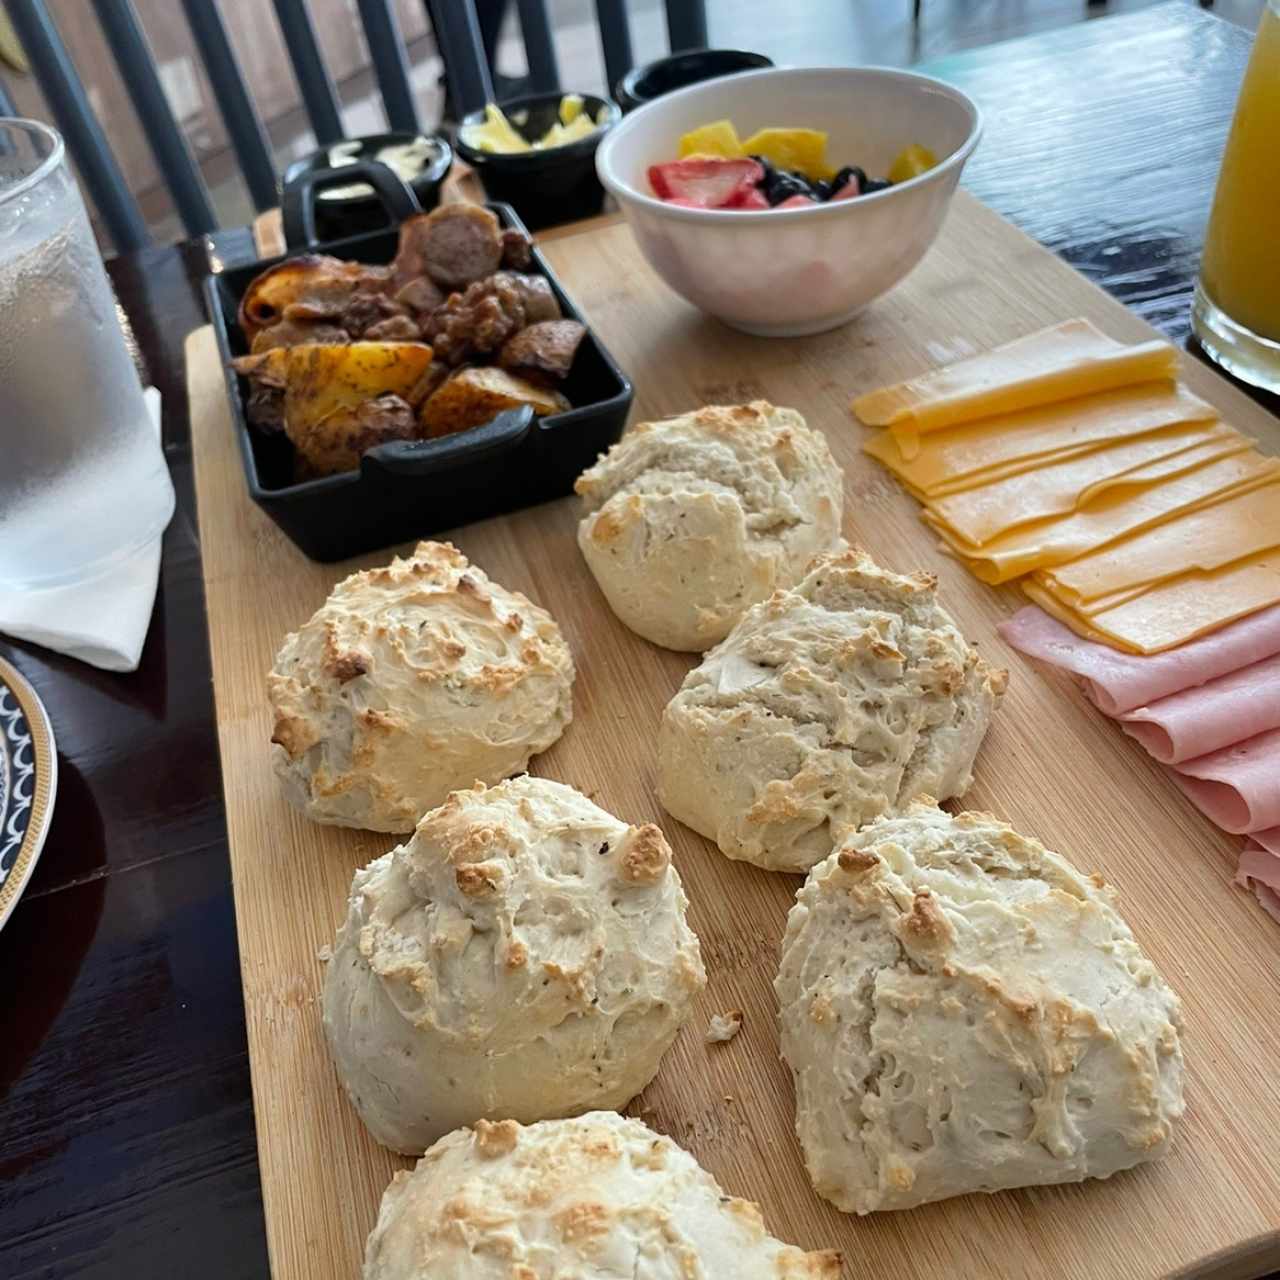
[0,5,1272,1277]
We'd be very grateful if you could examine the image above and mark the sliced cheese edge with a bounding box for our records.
[1027,548,1280,654]
[860,381,1217,497]
[923,423,1247,548]
[937,453,1280,584]
[853,319,1180,459]
[1043,480,1280,605]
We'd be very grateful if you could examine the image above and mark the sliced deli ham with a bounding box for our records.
[1168,726,1280,835]
[1247,827,1280,857]
[1254,883,1280,924]
[1236,844,1280,893]
[1235,844,1280,923]
[998,603,1280,714]
[1118,652,1280,764]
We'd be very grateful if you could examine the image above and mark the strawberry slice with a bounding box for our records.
[648,157,764,209]
[830,178,861,201]
[776,193,817,209]
[728,186,769,210]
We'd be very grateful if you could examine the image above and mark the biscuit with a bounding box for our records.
[323,777,705,1153]
[775,802,1185,1213]
[576,402,843,651]
[660,547,1005,871]
[269,541,573,832]
[363,1112,841,1278]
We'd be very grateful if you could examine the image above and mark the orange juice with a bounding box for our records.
[1193,0,1280,389]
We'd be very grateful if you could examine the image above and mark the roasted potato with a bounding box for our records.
[275,341,435,475]
[237,254,389,342]
[290,394,419,479]
[419,366,571,439]
[281,341,434,419]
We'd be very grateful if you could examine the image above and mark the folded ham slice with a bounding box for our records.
[1237,844,1280,891]
[999,602,1280,714]
[1235,844,1280,923]
[1251,881,1280,924]
[1248,827,1280,857]
[1118,652,1280,763]
[1168,726,1280,834]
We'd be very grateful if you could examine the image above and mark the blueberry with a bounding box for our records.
[765,172,811,205]
[832,165,867,193]
[748,153,776,180]
[863,177,891,193]
[812,180,833,200]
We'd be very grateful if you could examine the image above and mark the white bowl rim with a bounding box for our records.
[595,64,983,224]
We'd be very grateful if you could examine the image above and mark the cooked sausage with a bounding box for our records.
[394,204,504,290]
[249,317,350,352]
[507,272,561,324]
[501,226,533,270]
[330,292,417,338]
[364,314,422,342]
[393,274,445,316]
[499,320,587,380]
[247,382,286,433]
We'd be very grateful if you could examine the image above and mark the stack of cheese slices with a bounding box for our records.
[855,318,1280,917]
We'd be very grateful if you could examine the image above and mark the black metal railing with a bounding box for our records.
[0,0,708,252]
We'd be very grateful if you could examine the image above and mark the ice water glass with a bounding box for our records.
[0,118,174,590]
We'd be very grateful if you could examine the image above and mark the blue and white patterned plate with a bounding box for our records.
[0,656,56,931]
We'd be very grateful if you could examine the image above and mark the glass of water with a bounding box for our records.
[0,118,174,591]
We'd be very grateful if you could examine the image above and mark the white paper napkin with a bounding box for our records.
[0,388,170,673]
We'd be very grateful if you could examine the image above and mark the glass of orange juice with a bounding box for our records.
[1192,0,1280,394]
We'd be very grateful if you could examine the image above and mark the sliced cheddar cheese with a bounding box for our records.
[938,451,1280,584]
[861,382,1217,497]
[1025,549,1280,654]
[852,319,1179,458]
[1041,480,1280,607]
[923,422,1249,549]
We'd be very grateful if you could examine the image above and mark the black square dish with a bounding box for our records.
[204,203,632,562]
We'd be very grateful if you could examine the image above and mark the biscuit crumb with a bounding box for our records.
[316,944,333,963]
[705,1010,743,1043]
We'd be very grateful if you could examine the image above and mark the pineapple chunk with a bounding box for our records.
[739,127,834,180]
[678,119,745,160]
[887,143,938,183]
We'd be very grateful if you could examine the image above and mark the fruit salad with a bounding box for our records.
[647,119,937,210]
[461,95,608,154]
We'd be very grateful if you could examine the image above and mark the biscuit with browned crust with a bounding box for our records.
[323,777,705,1153]
[775,802,1185,1213]
[363,1112,840,1278]
[575,402,843,652]
[269,541,573,832]
[659,547,1005,872]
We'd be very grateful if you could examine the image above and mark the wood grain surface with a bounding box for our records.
[188,191,1280,1280]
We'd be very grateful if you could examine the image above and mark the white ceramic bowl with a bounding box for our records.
[595,66,981,337]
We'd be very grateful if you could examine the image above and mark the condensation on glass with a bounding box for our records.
[0,118,174,590]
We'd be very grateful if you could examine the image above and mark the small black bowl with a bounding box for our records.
[205,202,634,563]
[614,49,774,113]
[282,132,452,242]
[454,92,621,231]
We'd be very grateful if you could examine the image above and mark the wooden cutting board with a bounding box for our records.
[187,190,1280,1280]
